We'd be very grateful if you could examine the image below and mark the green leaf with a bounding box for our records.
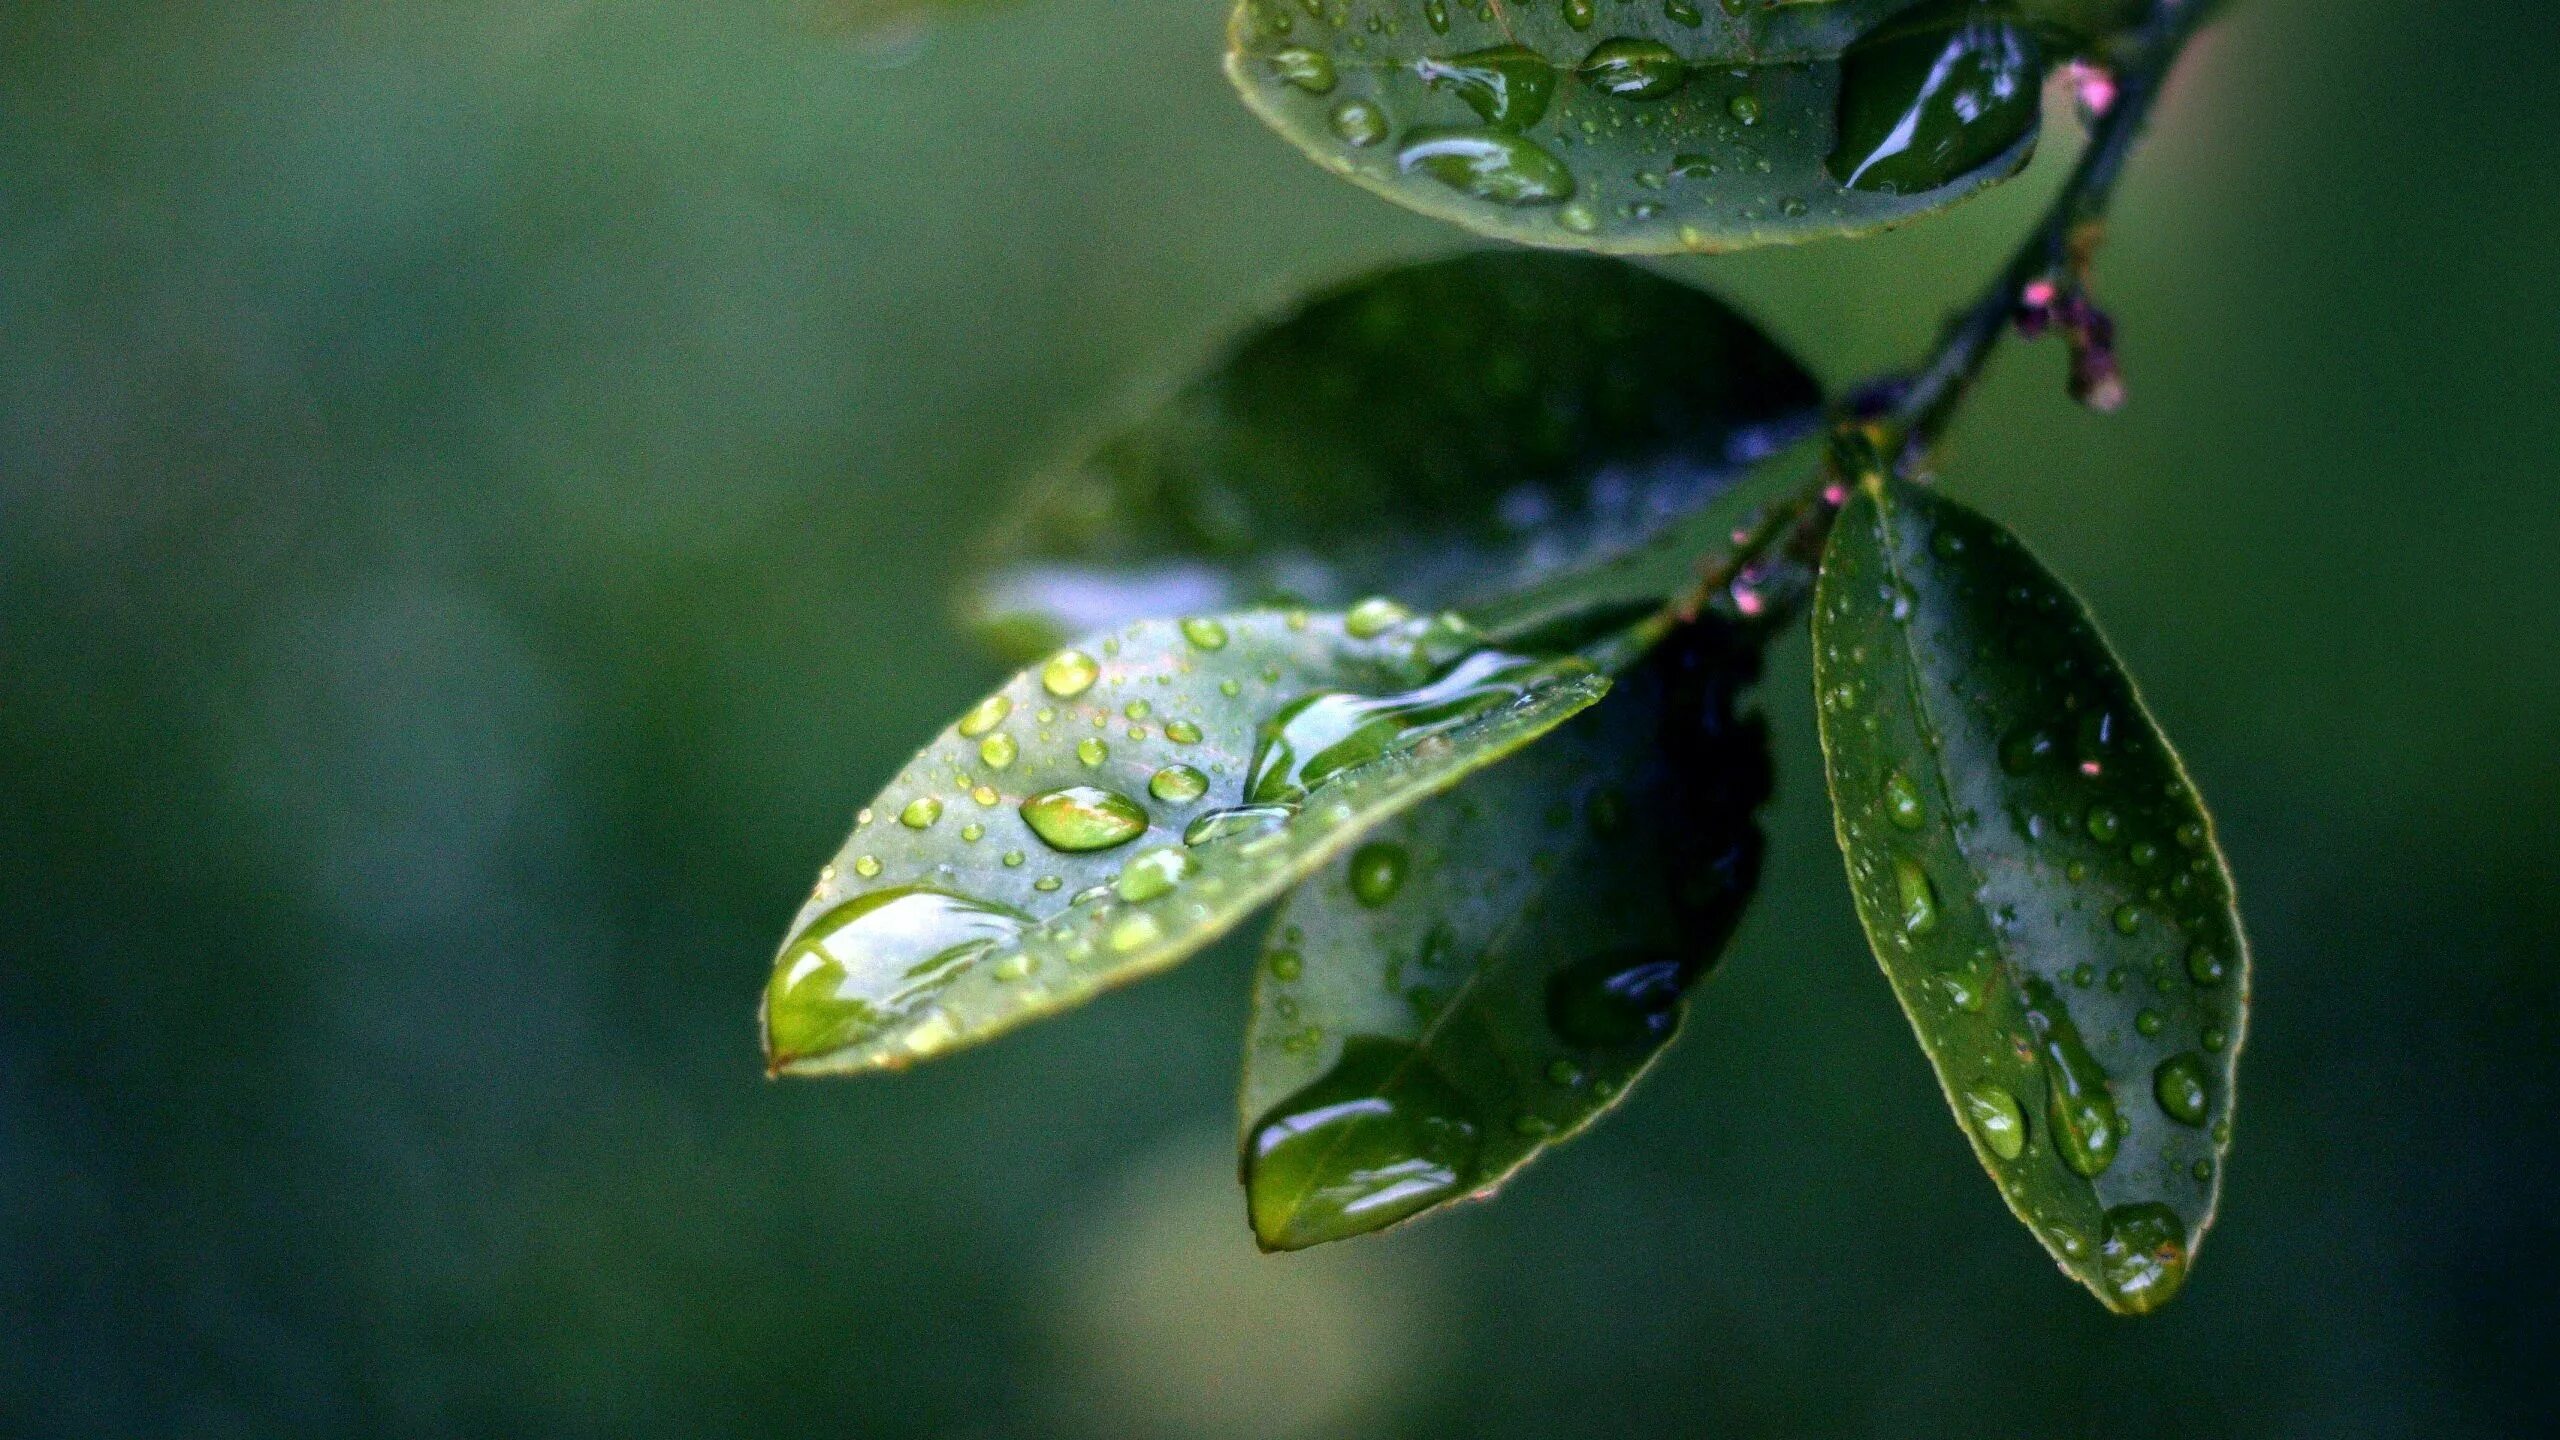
[1225,0,2044,255]
[971,251,1818,656]
[1239,621,1770,1249]
[764,606,1611,1076]
[1812,476,2249,1314]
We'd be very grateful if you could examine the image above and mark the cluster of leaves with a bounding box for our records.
[765,0,2248,1316]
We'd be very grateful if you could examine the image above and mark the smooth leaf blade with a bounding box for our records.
[1226,0,2043,255]
[1812,477,2249,1314]
[764,607,1610,1076]
[1240,622,1770,1250]
[973,251,1818,654]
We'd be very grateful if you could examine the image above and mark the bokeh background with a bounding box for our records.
[4,0,2554,1434]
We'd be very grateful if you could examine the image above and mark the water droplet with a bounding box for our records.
[978,733,1018,769]
[1183,804,1295,846]
[1830,8,2039,194]
[1076,737,1109,767]
[1348,841,1409,906]
[764,888,1031,1065]
[899,796,943,830]
[1396,129,1577,206]
[1033,875,1063,893]
[971,785,998,807]
[1177,616,1229,651]
[1664,0,1702,26]
[1727,92,1761,126]
[2185,943,2226,987]
[1883,770,1927,830]
[1546,1058,1585,1087]
[1962,1083,2027,1160]
[1267,949,1303,981]
[1147,764,1209,804]
[2201,1025,2228,1053]
[1108,911,1163,952]
[852,854,882,879]
[1424,0,1451,34]
[2022,979,2122,1178]
[2111,904,2142,935]
[1344,596,1412,638]
[1267,44,1337,94]
[957,694,1011,738]
[2135,1007,2165,1038]
[1415,45,1559,130]
[2001,726,2057,774]
[2154,1052,2210,1126]
[1893,857,1940,936]
[2086,807,2122,844]
[1041,649,1099,697]
[1001,850,1024,867]
[959,822,984,843]
[1246,648,1575,804]
[1245,1037,1483,1249]
[1123,700,1152,722]
[1329,98,1389,147]
[1579,38,1686,100]
[1546,951,1683,1047]
[1560,0,1595,31]
[1020,786,1149,852]
[2175,820,2206,849]
[2097,1203,2189,1313]
[1114,847,1190,903]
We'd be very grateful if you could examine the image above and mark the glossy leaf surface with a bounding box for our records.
[764,607,1609,1075]
[972,251,1817,655]
[1813,477,2249,1314]
[1226,0,2042,254]
[1240,623,1769,1249]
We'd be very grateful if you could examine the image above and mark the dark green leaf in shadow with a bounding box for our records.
[971,251,1819,656]
[764,606,1611,1076]
[1226,0,2042,254]
[1239,620,1771,1250]
[1812,477,2249,1314]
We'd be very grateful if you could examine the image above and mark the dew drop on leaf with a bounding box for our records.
[1020,786,1150,852]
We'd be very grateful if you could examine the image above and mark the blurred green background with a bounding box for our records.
[4,0,2554,1434]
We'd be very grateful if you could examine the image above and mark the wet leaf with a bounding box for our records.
[971,251,1818,656]
[1240,621,1770,1250]
[764,607,1611,1076]
[1813,476,2249,1314]
[1226,0,2044,255]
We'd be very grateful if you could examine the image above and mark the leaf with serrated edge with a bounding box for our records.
[1226,0,2041,255]
[1239,624,1769,1249]
[1813,477,2249,1314]
[764,607,1609,1076]
[971,251,1816,656]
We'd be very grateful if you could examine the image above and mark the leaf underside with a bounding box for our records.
[1239,621,1770,1250]
[1813,477,2248,1314]
[764,607,1609,1075]
[971,250,1817,655]
[1226,0,2045,255]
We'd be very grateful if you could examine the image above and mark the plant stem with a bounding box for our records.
[1674,0,2212,631]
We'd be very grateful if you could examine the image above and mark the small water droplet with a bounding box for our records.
[899,796,943,830]
[1883,770,1927,830]
[1149,764,1209,804]
[1578,37,1686,100]
[1041,649,1099,697]
[1267,44,1337,94]
[1329,98,1389,147]
[852,854,882,879]
[1267,949,1303,982]
[978,733,1017,769]
[1076,737,1109,767]
[1962,1083,2027,1160]
[1727,92,1761,126]
[2111,904,2142,935]
[1183,804,1295,846]
[1114,847,1190,903]
[2086,807,2122,844]
[1348,841,1409,906]
[957,694,1012,738]
[2097,1203,2189,1313]
[1893,857,1940,936]
[2023,978,2122,1179]
[2185,944,2226,987]
[2154,1052,2210,1126]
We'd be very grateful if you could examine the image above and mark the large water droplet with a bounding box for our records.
[1041,649,1100,697]
[1246,648,1575,804]
[1329,98,1389,148]
[1344,595,1413,638]
[1546,951,1684,1048]
[899,796,943,830]
[2022,978,2123,1178]
[1245,1036,1483,1250]
[1883,769,1927,830]
[2154,1051,2211,1126]
[2097,1202,2189,1313]
[1578,38,1686,100]
[764,888,1030,1066]
[1396,129,1577,206]
[1829,6,2039,194]
[978,733,1017,769]
[1020,786,1149,852]
[1348,841,1409,907]
[1414,45,1559,130]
